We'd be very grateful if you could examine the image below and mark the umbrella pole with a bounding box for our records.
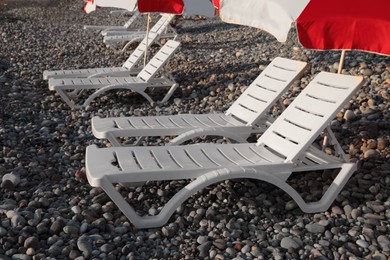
[143,14,152,67]
[337,50,346,74]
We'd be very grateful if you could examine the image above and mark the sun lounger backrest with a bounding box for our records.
[150,14,175,34]
[123,11,141,28]
[137,40,180,82]
[122,32,159,69]
[225,57,308,126]
[257,72,364,162]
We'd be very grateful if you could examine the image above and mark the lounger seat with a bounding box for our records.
[103,14,177,52]
[48,40,180,108]
[85,71,364,228]
[92,57,309,146]
[83,10,141,34]
[43,32,160,80]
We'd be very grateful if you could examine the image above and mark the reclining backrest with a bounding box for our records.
[137,40,181,82]
[123,11,140,28]
[122,32,159,69]
[150,14,175,34]
[226,57,308,126]
[257,72,364,162]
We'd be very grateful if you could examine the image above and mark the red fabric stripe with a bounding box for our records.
[138,0,184,14]
[296,0,390,55]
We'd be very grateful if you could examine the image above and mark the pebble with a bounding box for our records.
[343,109,356,121]
[197,241,212,257]
[11,214,26,228]
[213,239,226,250]
[50,219,66,235]
[0,2,388,260]
[280,237,302,249]
[364,149,380,159]
[305,223,325,234]
[24,237,40,250]
[63,225,79,235]
[77,239,93,258]
[356,239,369,249]
[1,173,20,189]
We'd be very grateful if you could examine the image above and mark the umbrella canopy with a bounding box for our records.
[137,0,217,17]
[218,0,389,73]
[296,0,390,55]
[297,0,390,73]
[83,0,137,14]
[84,0,217,17]
[219,0,309,42]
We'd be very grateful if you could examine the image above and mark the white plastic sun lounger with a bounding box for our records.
[103,14,177,52]
[43,32,160,80]
[92,57,309,146]
[85,72,364,228]
[48,40,180,109]
[83,10,141,34]
[101,13,175,37]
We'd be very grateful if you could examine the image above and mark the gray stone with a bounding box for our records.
[1,173,20,188]
[305,223,325,234]
[343,205,353,218]
[213,239,226,250]
[356,239,369,248]
[77,239,92,258]
[9,254,30,260]
[63,225,79,235]
[197,236,208,245]
[48,245,62,256]
[351,208,361,219]
[11,214,26,228]
[24,237,40,250]
[377,235,390,251]
[280,237,302,249]
[344,242,362,257]
[197,241,212,257]
[100,243,114,253]
[50,219,66,235]
[343,110,356,121]
[0,227,7,237]
[241,245,250,254]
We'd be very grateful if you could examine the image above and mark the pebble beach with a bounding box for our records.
[0,0,389,259]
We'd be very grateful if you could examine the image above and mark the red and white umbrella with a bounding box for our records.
[220,0,389,73]
[137,0,217,17]
[296,0,390,73]
[84,0,218,17]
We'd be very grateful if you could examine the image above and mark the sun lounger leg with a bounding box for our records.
[95,161,355,229]
[96,167,291,228]
[297,163,356,213]
[159,83,178,104]
[55,88,77,109]
[81,85,153,108]
[106,133,145,146]
[324,126,347,161]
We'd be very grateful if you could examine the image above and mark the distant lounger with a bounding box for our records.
[48,40,180,109]
[92,57,309,146]
[85,71,364,228]
[83,9,141,35]
[103,14,177,52]
[43,32,161,80]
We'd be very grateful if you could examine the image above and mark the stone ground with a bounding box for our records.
[0,1,389,259]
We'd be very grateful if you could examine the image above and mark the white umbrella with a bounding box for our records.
[181,0,215,17]
[219,0,309,42]
[83,0,137,14]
